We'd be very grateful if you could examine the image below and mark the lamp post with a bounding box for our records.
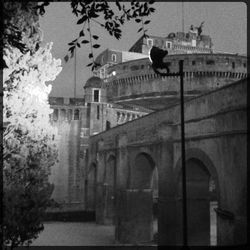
[149,47,188,246]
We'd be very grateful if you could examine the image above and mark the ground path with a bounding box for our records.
[31,222,116,246]
[31,221,157,247]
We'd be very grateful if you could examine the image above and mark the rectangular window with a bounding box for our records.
[74,109,79,120]
[106,121,111,130]
[97,105,100,120]
[111,54,117,62]
[93,89,100,102]
[206,60,215,65]
[166,42,172,49]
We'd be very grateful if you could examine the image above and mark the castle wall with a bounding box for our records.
[49,122,70,203]
[104,54,247,110]
[48,98,88,211]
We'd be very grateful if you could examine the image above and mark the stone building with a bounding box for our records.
[48,28,247,245]
[129,29,213,56]
[93,49,148,79]
[49,77,148,211]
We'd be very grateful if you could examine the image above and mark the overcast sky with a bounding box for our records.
[40,2,247,98]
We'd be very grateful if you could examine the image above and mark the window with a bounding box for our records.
[74,109,79,120]
[111,54,117,62]
[130,65,139,71]
[232,62,235,69]
[166,41,172,49]
[147,38,153,47]
[97,105,100,120]
[206,60,215,65]
[106,121,111,130]
[93,89,100,102]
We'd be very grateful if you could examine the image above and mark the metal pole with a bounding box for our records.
[74,47,77,98]
[179,60,188,246]
[181,1,184,33]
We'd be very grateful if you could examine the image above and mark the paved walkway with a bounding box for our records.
[31,222,116,246]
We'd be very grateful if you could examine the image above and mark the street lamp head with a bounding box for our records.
[148,46,170,75]
[149,46,168,67]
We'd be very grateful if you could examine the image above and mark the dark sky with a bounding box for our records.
[40,2,247,98]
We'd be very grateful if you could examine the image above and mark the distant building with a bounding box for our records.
[93,49,148,79]
[129,30,213,55]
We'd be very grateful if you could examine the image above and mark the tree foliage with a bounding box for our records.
[2,2,62,249]
[35,0,155,70]
[3,42,62,249]
[2,2,42,54]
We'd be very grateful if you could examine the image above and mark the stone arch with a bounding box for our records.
[130,152,156,189]
[129,148,158,188]
[87,162,97,211]
[174,148,220,198]
[174,148,219,246]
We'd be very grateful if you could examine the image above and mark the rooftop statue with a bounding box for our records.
[149,46,170,75]
[197,21,205,36]
[189,21,205,37]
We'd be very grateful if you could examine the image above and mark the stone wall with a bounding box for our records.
[88,78,247,245]
[48,98,88,211]
[103,54,247,110]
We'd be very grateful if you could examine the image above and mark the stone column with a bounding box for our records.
[95,150,106,224]
[116,189,153,244]
[117,112,122,124]
[157,140,179,245]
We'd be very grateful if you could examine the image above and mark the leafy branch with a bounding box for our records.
[3,1,156,71]
[63,0,155,70]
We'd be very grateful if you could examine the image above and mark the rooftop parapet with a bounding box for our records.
[105,53,247,80]
[49,97,85,106]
